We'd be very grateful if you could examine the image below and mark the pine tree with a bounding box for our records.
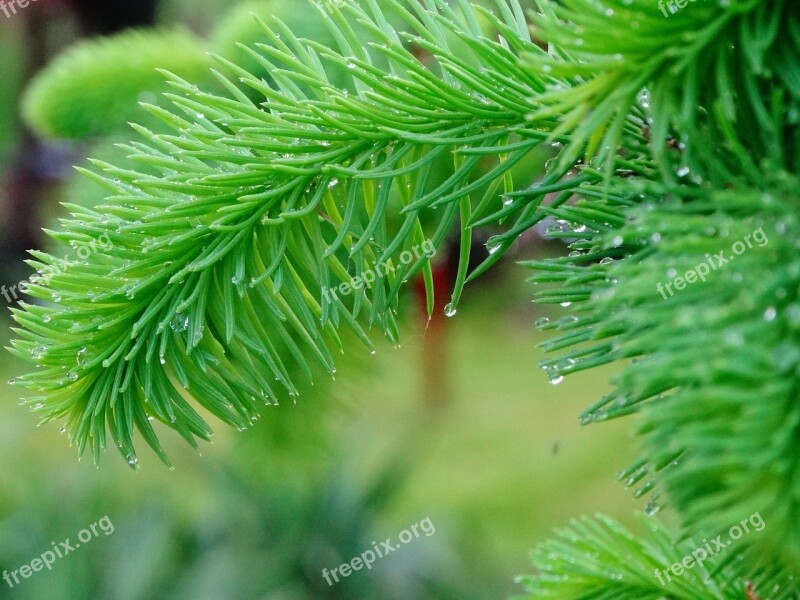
[10,0,799,596]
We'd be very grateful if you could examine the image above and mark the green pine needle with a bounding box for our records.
[516,514,798,600]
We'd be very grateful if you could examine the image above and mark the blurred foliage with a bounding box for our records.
[0,453,471,600]
[0,25,23,160]
[0,278,637,599]
[21,28,210,140]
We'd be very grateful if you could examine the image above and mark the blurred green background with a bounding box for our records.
[0,1,638,598]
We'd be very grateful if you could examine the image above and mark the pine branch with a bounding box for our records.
[9,0,559,466]
[525,0,798,183]
[524,0,800,574]
[11,0,800,592]
[515,514,799,600]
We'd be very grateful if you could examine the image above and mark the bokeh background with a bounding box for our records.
[0,1,639,598]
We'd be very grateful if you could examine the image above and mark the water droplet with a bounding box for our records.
[547,368,564,385]
[42,314,52,323]
[444,303,457,317]
[535,317,550,328]
[159,355,166,365]
[7,378,15,385]
[676,165,690,178]
[599,257,615,266]
[787,304,800,324]
[645,501,660,516]
[31,346,48,360]
[76,347,89,366]
[764,306,777,321]
[67,370,79,382]
[170,314,189,332]
[724,329,744,347]
[636,88,650,109]
[127,455,139,467]
[52,294,62,303]
[328,178,339,188]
